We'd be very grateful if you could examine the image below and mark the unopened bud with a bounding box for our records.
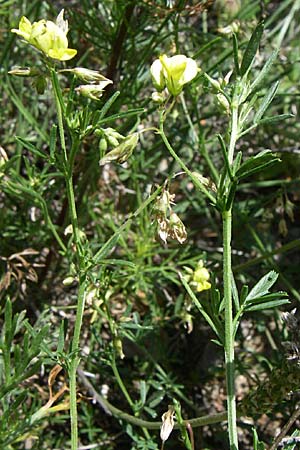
[60,67,113,84]
[8,67,40,77]
[204,73,221,91]
[216,93,230,113]
[76,82,111,101]
[151,91,166,103]
[62,276,76,286]
[217,21,240,35]
[99,137,108,153]
[114,337,125,359]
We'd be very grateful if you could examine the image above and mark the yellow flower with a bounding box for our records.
[150,54,198,96]
[11,10,77,61]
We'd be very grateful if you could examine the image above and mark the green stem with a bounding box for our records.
[77,367,228,429]
[223,96,239,450]
[223,209,238,450]
[179,93,198,145]
[111,357,134,409]
[159,112,216,204]
[69,278,88,449]
[50,68,86,450]
[111,353,151,439]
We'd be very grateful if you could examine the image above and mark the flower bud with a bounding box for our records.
[151,91,166,103]
[99,137,108,153]
[216,93,230,114]
[76,82,111,101]
[62,276,76,286]
[8,67,40,77]
[114,337,125,359]
[217,21,240,36]
[60,67,112,84]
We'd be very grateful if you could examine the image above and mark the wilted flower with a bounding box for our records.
[11,10,77,61]
[160,406,175,442]
[150,54,199,96]
[153,189,187,245]
[169,211,187,244]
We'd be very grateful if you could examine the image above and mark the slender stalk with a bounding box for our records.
[159,112,216,204]
[111,357,134,409]
[69,278,88,449]
[50,68,87,450]
[223,96,239,450]
[223,209,238,450]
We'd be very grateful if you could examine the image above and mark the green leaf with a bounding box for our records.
[231,273,240,311]
[253,81,279,123]
[240,21,264,76]
[139,380,147,406]
[250,50,278,92]
[97,108,145,126]
[93,232,123,264]
[240,285,249,304]
[245,298,289,311]
[149,392,164,408]
[257,113,293,125]
[245,270,278,302]
[235,150,280,180]
[95,90,121,123]
[4,298,12,346]
[49,125,57,162]
[15,136,48,160]
[57,319,67,354]
[232,33,240,75]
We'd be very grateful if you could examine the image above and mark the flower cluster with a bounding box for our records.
[11,10,77,61]
[150,54,198,97]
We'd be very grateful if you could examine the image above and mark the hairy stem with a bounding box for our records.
[223,97,239,450]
